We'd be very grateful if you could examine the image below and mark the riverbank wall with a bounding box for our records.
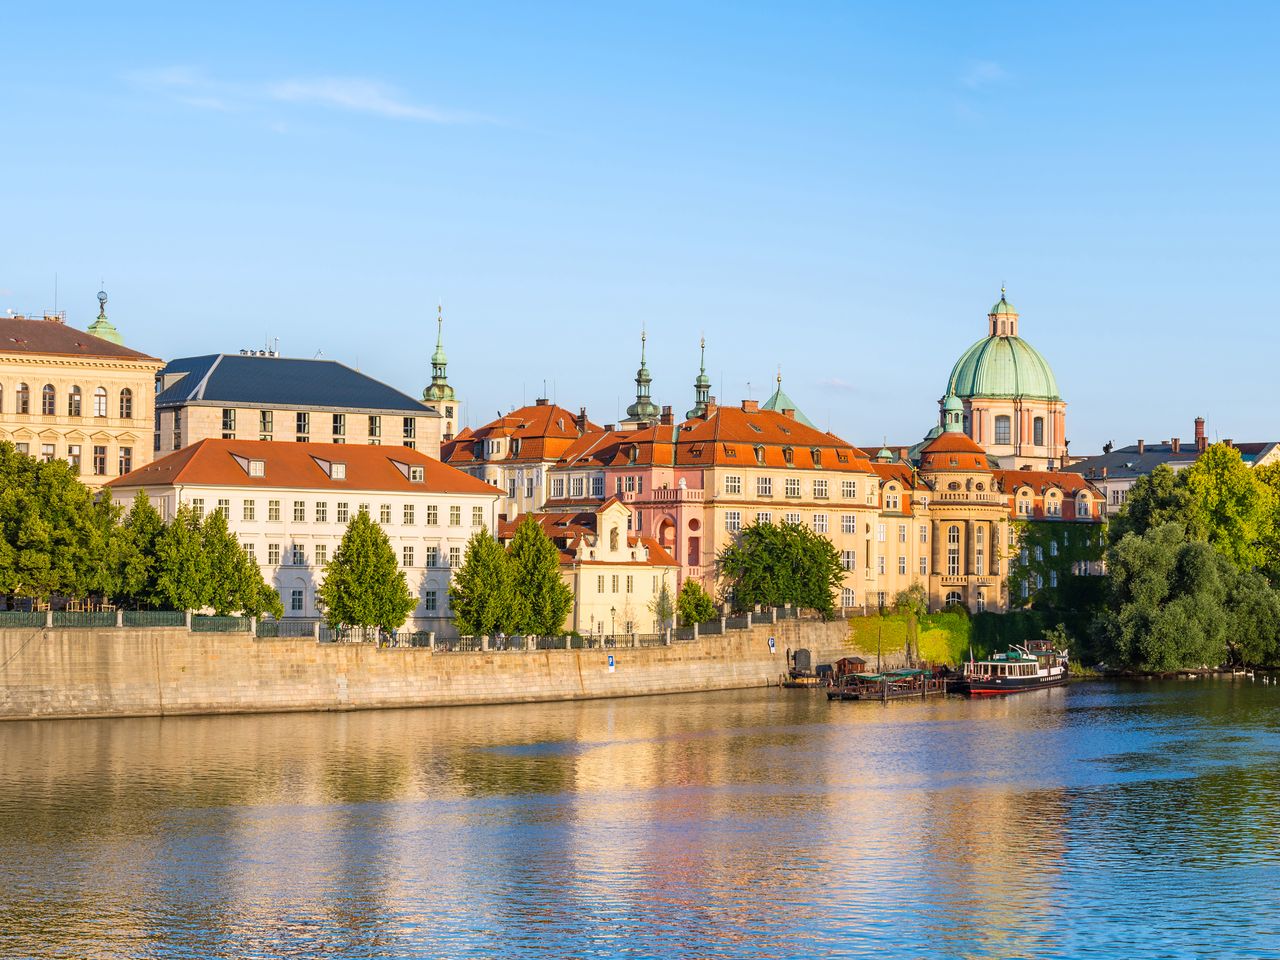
[0,619,875,721]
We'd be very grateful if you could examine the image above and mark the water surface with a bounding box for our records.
[1,680,1278,959]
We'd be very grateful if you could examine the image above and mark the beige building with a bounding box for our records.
[0,303,162,488]
[108,439,501,635]
[155,353,446,459]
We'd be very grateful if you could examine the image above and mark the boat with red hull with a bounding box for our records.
[955,640,1068,696]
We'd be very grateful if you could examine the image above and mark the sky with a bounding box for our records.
[2,2,1277,452]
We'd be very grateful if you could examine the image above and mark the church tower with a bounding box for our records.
[422,304,460,441]
[621,330,661,430]
[685,337,711,420]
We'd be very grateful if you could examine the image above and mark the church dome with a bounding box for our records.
[947,335,1060,401]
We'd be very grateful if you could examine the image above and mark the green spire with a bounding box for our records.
[686,336,711,420]
[86,288,124,346]
[761,369,817,429]
[942,392,965,433]
[423,303,456,403]
[624,328,660,424]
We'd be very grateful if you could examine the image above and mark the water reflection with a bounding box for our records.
[1,681,1279,958]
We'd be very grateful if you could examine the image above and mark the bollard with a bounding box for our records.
[631,632,638,648]
[428,631,436,652]
[249,616,256,636]
[664,628,672,646]
[45,609,53,628]
[746,612,752,629]
[692,623,699,641]
[312,621,321,642]
[771,607,778,624]
[116,609,124,628]
[720,616,727,632]
[184,611,192,629]
[481,635,489,651]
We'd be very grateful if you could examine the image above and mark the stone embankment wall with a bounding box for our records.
[0,620,884,721]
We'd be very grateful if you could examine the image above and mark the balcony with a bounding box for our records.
[933,492,1006,504]
[644,486,704,503]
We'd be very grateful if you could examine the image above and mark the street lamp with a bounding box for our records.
[610,606,616,636]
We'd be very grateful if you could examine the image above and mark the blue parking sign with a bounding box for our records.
[607,654,615,673]
[768,636,776,653]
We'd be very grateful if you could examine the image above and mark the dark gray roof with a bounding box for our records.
[155,354,437,415]
[1064,440,1278,479]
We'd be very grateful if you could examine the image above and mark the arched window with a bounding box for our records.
[945,590,964,608]
[68,386,82,417]
[1077,496,1090,518]
[16,383,29,414]
[947,524,961,576]
[93,387,108,417]
[994,415,1011,445]
[976,590,986,613]
[1033,416,1045,446]
[41,384,55,416]
[119,388,133,419]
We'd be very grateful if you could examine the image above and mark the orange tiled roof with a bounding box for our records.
[108,439,502,495]
[443,401,600,466]
[995,469,1100,496]
[918,431,994,471]
[500,509,678,567]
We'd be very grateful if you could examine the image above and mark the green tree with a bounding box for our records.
[113,492,165,606]
[893,584,928,619]
[316,508,417,631]
[1180,443,1275,571]
[1107,464,1189,546]
[448,529,516,636]
[717,521,843,615]
[150,504,211,610]
[200,510,282,617]
[650,580,675,631]
[676,578,717,625]
[507,516,573,634]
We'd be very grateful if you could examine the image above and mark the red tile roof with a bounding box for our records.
[995,469,1100,496]
[0,316,160,362]
[108,439,502,495]
[443,401,600,466]
[918,431,993,471]
[499,509,678,567]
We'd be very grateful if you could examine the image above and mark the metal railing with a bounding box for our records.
[52,611,116,628]
[0,611,46,628]
[191,616,252,633]
[123,610,186,627]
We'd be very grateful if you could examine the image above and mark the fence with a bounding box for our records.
[191,616,253,633]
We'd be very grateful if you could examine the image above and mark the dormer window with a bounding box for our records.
[754,445,765,465]
[811,448,822,467]
[782,447,794,465]
[512,439,521,456]
[331,463,347,480]
[748,423,763,433]
[248,459,265,478]
[409,465,424,483]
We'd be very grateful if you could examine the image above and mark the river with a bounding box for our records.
[0,680,1277,959]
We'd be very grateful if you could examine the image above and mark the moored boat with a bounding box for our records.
[958,640,1068,696]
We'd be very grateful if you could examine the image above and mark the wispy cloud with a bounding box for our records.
[127,66,479,124]
[960,60,1007,89]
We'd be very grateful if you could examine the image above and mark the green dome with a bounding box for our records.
[947,335,1060,401]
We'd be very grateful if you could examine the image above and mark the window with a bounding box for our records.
[1031,416,1046,446]
[403,504,415,525]
[368,415,381,439]
[946,590,964,607]
[813,514,828,533]
[785,512,801,525]
[898,524,907,543]
[626,575,634,594]
[841,515,856,534]
[244,542,256,561]
[243,459,263,479]
[332,413,345,439]
[813,479,828,499]
[976,527,986,575]
[527,477,535,498]
[266,500,280,521]
[337,502,349,523]
[754,445,765,465]
[216,498,230,519]
[15,383,29,414]
[757,476,773,497]
[841,550,856,571]
[841,588,856,608]
[1047,496,1062,517]
[785,477,801,498]
[898,556,907,575]
[612,575,620,593]
[92,445,108,476]
[67,386,81,417]
[592,476,604,498]
[994,415,1011,445]
[40,443,55,462]
[243,500,256,521]
[93,386,107,417]
[403,417,416,441]
[919,556,927,575]
[472,505,484,527]
[782,447,794,465]
[66,445,81,473]
[118,447,133,475]
[597,575,605,593]
[266,542,280,564]
[315,544,327,565]
[310,501,324,523]
[573,477,585,498]
[408,465,424,483]
[877,524,886,543]
[757,511,772,525]
[291,544,305,565]
[222,408,236,433]
[171,409,182,450]
[877,556,886,574]
[426,505,439,525]
[119,389,133,419]
[424,590,438,612]
[291,589,303,612]
[1050,569,1059,588]
[725,510,742,533]
[1049,539,1059,556]
[296,411,310,441]
[403,546,415,567]
[725,475,742,495]
[1035,545,1044,561]
[259,410,273,437]
[552,477,565,499]
[841,480,856,499]
[449,505,462,526]
[294,501,306,522]
[379,504,392,524]
[866,485,876,506]
[885,492,900,510]
[624,475,636,493]
[947,525,960,576]
[1018,494,1032,516]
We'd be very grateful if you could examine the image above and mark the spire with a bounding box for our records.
[760,366,817,428]
[988,284,1019,337]
[942,392,965,433]
[423,302,456,403]
[686,336,712,420]
[624,328,660,425]
[86,287,123,346]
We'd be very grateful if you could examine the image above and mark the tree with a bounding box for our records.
[201,510,282,617]
[507,516,573,635]
[150,504,210,611]
[676,578,717,626]
[893,584,928,619]
[316,508,416,631]
[1107,464,1188,546]
[650,580,675,631]
[113,492,165,606]
[1179,444,1275,571]
[448,529,516,636]
[717,521,843,615]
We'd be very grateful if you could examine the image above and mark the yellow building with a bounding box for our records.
[0,297,162,488]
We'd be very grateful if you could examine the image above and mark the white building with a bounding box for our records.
[108,439,501,635]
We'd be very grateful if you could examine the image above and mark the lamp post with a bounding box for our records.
[610,606,616,638]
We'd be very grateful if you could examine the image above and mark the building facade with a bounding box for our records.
[0,300,163,489]
[155,353,446,459]
[108,439,501,635]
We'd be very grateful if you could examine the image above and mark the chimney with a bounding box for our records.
[1224,438,1234,448]
[782,408,796,420]
[660,405,673,426]
[741,399,759,413]
[535,397,549,406]
[1101,466,1108,478]
[1171,437,1181,454]
[704,396,717,419]
[604,423,615,431]
[575,406,588,435]
[1137,439,1145,455]
[1195,417,1206,453]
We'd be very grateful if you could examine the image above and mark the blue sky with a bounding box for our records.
[3,2,1277,451]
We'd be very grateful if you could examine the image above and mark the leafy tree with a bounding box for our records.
[1223,568,1280,667]
[893,584,928,619]
[650,580,675,631]
[113,492,165,606]
[201,510,282,617]
[317,508,416,631]
[1179,444,1275,571]
[1107,464,1189,546]
[717,521,843,615]
[507,516,573,634]
[676,578,717,625]
[150,504,211,610]
[449,529,516,636]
